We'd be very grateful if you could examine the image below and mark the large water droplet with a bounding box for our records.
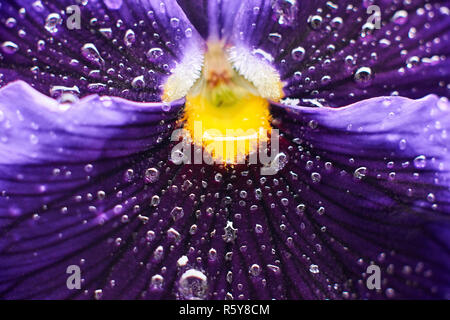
[147,47,164,62]
[392,10,408,25]
[1,41,19,55]
[354,67,373,87]
[81,43,104,68]
[178,269,208,300]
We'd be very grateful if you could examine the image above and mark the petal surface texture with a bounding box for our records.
[0,0,450,301]
[0,0,205,101]
[0,81,184,299]
[0,82,449,299]
[178,0,450,106]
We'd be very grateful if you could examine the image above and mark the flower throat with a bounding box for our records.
[181,42,272,164]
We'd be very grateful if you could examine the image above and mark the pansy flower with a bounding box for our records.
[0,0,449,300]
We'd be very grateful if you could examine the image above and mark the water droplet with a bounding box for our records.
[308,15,323,30]
[131,75,145,89]
[398,139,407,151]
[81,43,104,68]
[177,255,189,267]
[311,172,321,183]
[94,289,103,300]
[150,274,164,290]
[45,13,62,34]
[272,0,298,26]
[178,269,208,300]
[309,264,320,274]
[392,10,408,25]
[5,17,17,28]
[32,1,45,12]
[268,33,282,44]
[291,46,305,62]
[104,0,123,10]
[249,264,261,277]
[354,67,373,87]
[170,206,184,221]
[413,155,426,169]
[222,221,237,243]
[147,47,164,62]
[1,41,19,54]
[184,28,193,38]
[124,29,136,47]
[170,17,180,28]
[214,173,223,182]
[144,168,159,183]
[354,167,367,180]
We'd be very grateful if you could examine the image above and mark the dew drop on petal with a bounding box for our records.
[249,264,261,277]
[1,41,19,55]
[291,46,306,62]
[354,167,367,180]
[308,15,323,30]
[32,0,45,12]
[392,10,408,25]
[147,47,164,62]
[104,0,123,10]
[398,139,407,150]
[170,206,184,221]
[413,155,427,169]
[268,33,282,44]
[81,43,104,67]
[144,168,159,183]
[178,269,208,300]
[131,75,145,89]
[354,67,373,87]
[150,274,164,290]
[309,264,320,274]
[5,17,17,28]
[271,0,298,26]
[184,28,193,38]
[123,29,136,47]
[44,13,62,34]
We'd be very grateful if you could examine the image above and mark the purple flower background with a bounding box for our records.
[0,0,449,300]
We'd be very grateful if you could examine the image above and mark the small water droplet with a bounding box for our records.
[413,155,426,169]
[104,0,123,10]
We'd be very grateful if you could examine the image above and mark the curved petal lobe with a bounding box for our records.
[267,95,450,298]
[217,0,450,106]
[0,81,183,299]
[0,0,205,102]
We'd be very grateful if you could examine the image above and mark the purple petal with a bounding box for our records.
[0,81,183,299]
[267,95,450,298]
[1,84,449,299]
[175,0,242,40]
[216,0,450,105]
[0,0,204,101]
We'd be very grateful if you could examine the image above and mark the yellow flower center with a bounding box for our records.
[163,42,283,164]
